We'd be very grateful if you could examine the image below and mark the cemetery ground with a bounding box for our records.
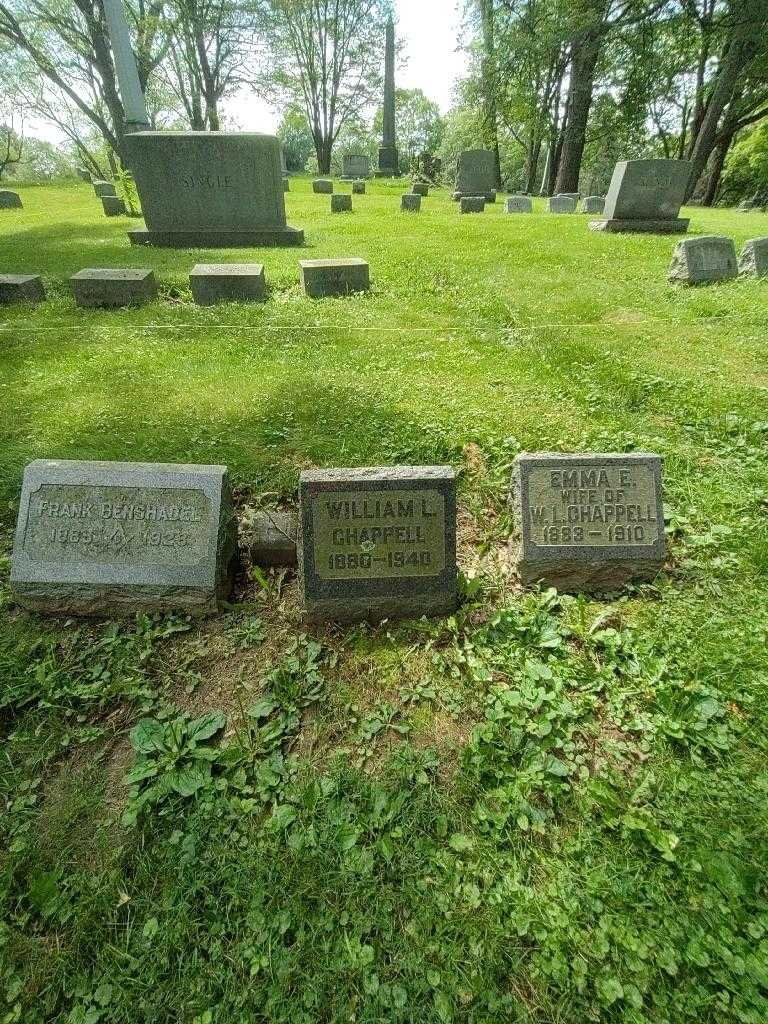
[1,178,767,1024]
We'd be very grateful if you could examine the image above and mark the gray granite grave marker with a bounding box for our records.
[10,459,237,615]
[313,178,333,194]
[0,190,22,209]
[102,195,126,216]
[299,466,457,623]
[590,159,690,233]
[353,180,366,195]
[581,195,604,214]
[93,181,117,198]
[190,263,267,305]
[453,150,496,201]
[506,195,532,213]
[300,258,370,298]
[70,268,158,307]
[511,452,666,592]
[548,195,576,213]
[343,154,371,180]
[331,194,353,213]
[460,196,485,214]
[0,274,45,304]
[668,235,737,285]
[412,182,429,197]
[244,509,298,567]
[738,237,768,277]
[401,193,422,212]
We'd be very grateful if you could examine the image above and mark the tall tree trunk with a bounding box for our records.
[554,16,605,195]
[316,133,332,175]
[478,0,502,189]
[701,132,733,206]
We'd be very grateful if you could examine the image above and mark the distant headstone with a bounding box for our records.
[548,195,576,213]
[343,154,371,180]
[313,179,334,194]
[101,195,126,216]
[125,131,303,247]
[401,193,422,212]
[511,452,666,592]
[0,274,45,305]
[506,195,532,213]
[92,181,117,198]
[0,190,23,209]
[412,182,429,197]
[454,150,496,201]
[353,180,366,195]
[298,466,457,623]
[738,237,768,277]
[590,159,691,233]
[331,194,353,213]
[561,192,580,201]
[300,258,370,298]
[245,509,298,568]
[70,268,158,307]
[10,459,237,615]
[190,263,266,305]
[668,235,737,285]
[581,195,604,214]
[460,196,485,214]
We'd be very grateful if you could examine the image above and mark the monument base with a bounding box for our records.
[452,191,497,203]
[589,217,689,234]
[128,226,304,248]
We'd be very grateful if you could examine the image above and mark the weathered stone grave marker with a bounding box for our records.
[0,275,45,304]
[244,508,298,568]
[299,466,457,623]
[300,258,370,298]
[102,196,126,217]
[353,180,366,195]
[401,193,422,212]
[70,268,158,307]
[590,159,691,233]
[11,460,237,615]
[453,150,496,202]
[668,235,737,285]
[738,237,768,277]
[511,452,666,591]
[581,195,604,214]
[0,190,23,209]
[460,196,485,214]
[548,195,576,213]
[190,263,267,305]
[313,179,333,194]
[331,194,353,213]
[506,195,533,213]
[343,154,371,180]
[125,131,303,247]
[412,182,429,197]
[93,181,117,198]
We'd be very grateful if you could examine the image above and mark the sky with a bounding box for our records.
[29,0,468,143]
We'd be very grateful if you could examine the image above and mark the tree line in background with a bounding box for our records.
[0,0,765,204]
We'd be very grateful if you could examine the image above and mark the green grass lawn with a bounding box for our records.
[1,178,768,1023]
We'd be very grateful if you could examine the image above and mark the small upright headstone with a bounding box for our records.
[0,190,23,209]
[298,466,457,623]
[10,459,237,615]
[313,179,334,194]
[0,274,45,305]
[92,181,117,198]
[581,195,604,214]
[101,196,126,217]
[401,193,422,212]
[70,268,158,307]
[453,150,496,201]
[300,258,370,298]
[511,452,666,592]
[506,195,533,213]
[738,237,768,277]
[412,182,429,197]
[190,263,267,305]
[352,180,366,195]
[342,154,371,180]
[668,236,737,285]
[590,159,691,233]
[548,195,576,213]
[331,194,353,213]
[460,196,485,214]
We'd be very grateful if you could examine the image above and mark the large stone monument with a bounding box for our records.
[125,132,303,248]
[343,154,371,180]
[590,159,691,233]
[511,452,666,591]
[376,18,399,177]
[298,466,457,623]
[10,459,237,615]
[452,150,496,202]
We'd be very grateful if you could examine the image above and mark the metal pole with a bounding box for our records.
[102,0,150,132]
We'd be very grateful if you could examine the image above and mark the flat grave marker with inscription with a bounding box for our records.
[300,258,370,298]
[511,452,666,592]
[331,194,353,213]
[401,193,422,212]
[299,466,457,623]
[70,268,157,307]
[668,235,737,285]
[313,179,333,194]
[506,195,533,213]
[0,274,45,304]
[189,263,267,305]
[548,195,576,213]
[11,460,237,615]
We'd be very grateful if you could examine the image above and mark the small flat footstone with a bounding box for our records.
[70,268,158,307]
[548,195,576,213]
[92,181,117,198]
[668,235,737,285]
[190,263,266,305]
[0,274,45,304]
[738,237,768,277]
[299,466,458,624]
[506,195,532,213]
[331,194,353,212]
[10,459,237,616]
[313,179,333,194]
[102,196,126,216]
[460,196,485,213]
[401,193,421,212]
[243,508,298,567]
[0,190,22,209]
[300,258,369,298]
[511,452,666,592]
